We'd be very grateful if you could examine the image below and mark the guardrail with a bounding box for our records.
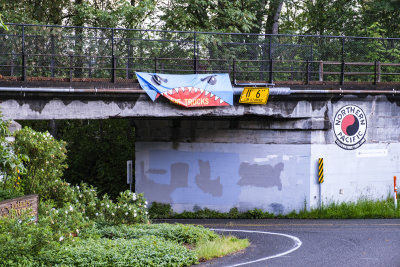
[1,23,400,85]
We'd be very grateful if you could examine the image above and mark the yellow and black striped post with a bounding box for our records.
[318,158,324,183]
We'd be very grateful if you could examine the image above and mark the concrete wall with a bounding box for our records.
[135,96,400,213]
[136,142,311,214]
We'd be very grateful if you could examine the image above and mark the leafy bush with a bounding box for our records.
[0,213,54,266]
[148,202,174,219]
[242,208,274,219]
[0,118,26,192]
[13,127,67,200]
[0,187,23,202]
[39,200,94,243]
[151,205,275,219]
[39,236,198,267]
[91,190,149,225]
[98,223,218,245]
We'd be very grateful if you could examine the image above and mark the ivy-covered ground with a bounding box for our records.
[0,120,248,266]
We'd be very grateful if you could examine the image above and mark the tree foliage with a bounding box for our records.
[0,118,26,191]
[22,119,135,199]
[6,0,400,198]
[13,127,68,199]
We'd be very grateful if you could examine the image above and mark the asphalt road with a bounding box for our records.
[155,219,400,267]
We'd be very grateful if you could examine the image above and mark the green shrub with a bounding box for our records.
[241,208,274,219]
[13,127,68,200]
[0,187,23,202]
[39,200,94,243]
[0,213,55,266]
[94,190,149,225]
[98,223,218,245]
[39,236,198,267]
[148,202,174,219]
[228,207,240,218]
[0,118,26,193]
[175,207,229,219]
[41,179,150,225]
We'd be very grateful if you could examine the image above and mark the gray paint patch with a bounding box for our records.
[171,163,189,188]
[195,160,223,197]
[146,169,167,175]
[238,162,284,190]
[270,203,284,214]
[138,161,188,203]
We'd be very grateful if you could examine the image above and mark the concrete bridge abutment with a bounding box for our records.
[2,92,400,214]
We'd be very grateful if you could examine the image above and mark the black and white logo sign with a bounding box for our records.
[334,105,367,150]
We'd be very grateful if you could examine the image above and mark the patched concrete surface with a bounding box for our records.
[135,95,400,213]
[3,92,400,214]
[136,142,310,213]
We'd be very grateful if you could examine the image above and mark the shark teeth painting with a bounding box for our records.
[135,72,233,108]
[161,87,228,107]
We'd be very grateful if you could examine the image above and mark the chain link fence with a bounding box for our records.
[1,23,400,84]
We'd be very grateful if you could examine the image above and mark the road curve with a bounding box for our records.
[155,219,400,267]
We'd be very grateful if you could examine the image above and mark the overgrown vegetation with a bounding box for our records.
[0,121,249,266]
[21,119,135,199]
[149,198,400,219]
[195,235,250,262]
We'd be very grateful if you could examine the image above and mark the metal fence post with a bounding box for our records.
[10,52,14,77]
[21,25,26,81]
[69,54,73,82]
[340,60,345,85]
[127,43,132,79]
[89,56,92,78]
[50,34,55,77]
[268,38,273,83]
[232,58,236,82]
[269,59,273,84]
[306,60,310,85]
[340,37,345,85]
[319,61,323,82]
[377,61,381,83]
[111,28,116,83]
[193,32,197,74]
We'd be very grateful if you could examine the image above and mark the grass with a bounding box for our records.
[195,235,250,261]
[287,197,400,219]
[150,196,400,219]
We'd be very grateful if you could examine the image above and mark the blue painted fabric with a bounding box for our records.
[135,72,233,105]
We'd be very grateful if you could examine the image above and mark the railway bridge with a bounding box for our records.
[2,24,400,213]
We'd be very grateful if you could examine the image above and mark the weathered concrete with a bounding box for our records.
[2,87,400,213]
[0,94,322,120]
[135,95,400,213]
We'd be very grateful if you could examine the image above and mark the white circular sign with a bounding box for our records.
[333,105,367,150]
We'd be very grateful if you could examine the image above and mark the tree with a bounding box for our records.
[359,0,400,37]
[22,119,136,199]
[265,0,284,34]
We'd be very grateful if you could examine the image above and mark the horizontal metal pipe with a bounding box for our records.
[289,89,399,94]
[0,87,143,94]
[0,87,399,96]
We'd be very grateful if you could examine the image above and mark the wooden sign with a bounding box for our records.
[0,194,39,222]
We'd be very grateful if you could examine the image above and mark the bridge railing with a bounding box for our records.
[1,23,400,85]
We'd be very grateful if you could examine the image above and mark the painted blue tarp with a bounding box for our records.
[135,72,233,107]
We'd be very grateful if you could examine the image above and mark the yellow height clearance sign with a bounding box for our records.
[239,87,269,104]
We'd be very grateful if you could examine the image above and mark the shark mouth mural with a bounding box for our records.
[161,87,229,107]
[136,72,233,108]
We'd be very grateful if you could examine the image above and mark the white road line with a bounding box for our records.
[210,228,302,267]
